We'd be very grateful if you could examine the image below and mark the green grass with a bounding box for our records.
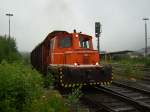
[112,63,144,80]
[111,56,150,67]
[29,90,69,112]
[101,56,148,80]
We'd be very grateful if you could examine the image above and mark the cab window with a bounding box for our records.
[79,36,90,48]
[59,37,72,48]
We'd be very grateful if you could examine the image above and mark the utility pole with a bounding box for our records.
[95,22,102,53]
[6,13,13,39]
[143,18,149,57]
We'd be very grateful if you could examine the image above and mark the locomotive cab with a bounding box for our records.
[50,33,100,66]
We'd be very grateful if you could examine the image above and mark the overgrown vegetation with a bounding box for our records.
[103,55,150,80]
[43,72,55,89]
[112,62,144,80]
[0,61,43,112]
[0,35,21,63]
[65,87,82,106]
[28,90,69,112]
[109,55,150,67]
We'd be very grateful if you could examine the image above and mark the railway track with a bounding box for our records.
[81,81,150,112]
[140,77,150,85]
[81,90,140,112]
[99,82,150,111]
[110,81,150,104]
[142,70,150,80]
[138,69,150,85]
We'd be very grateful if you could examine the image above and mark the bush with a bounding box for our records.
[0,35,21,63]
[0,61,43,112]
[43,72,54,89]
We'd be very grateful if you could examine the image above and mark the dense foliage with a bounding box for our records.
[0,61,43,112]
[0,35,21,63]
[0,61,70,112]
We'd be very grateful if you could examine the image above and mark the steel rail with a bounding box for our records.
[81,87,140,112]
[95,83,150,112]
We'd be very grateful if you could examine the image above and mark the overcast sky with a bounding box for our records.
[0,0,150,52]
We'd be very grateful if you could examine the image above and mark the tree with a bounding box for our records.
[0,35,21,62]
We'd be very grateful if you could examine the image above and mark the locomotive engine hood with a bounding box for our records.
[64,49,100,65]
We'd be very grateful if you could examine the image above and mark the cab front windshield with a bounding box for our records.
[59,36,72,48]
[79,36,90,48]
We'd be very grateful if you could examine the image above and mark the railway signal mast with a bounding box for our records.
[95,22,102,53]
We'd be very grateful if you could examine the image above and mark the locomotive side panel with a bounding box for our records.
[31,43,44,73]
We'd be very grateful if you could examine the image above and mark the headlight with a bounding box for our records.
[96,62,99,66]
[75,34,78,37]
[74,63,78,66]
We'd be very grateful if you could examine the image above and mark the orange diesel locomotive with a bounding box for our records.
[31,30,112,87]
